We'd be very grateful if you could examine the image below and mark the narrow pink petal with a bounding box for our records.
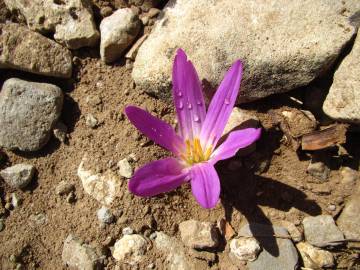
[200,60,243,149]
[190,162,220,209]
[172,49,206,140]
[210,128,261,164]
[129,158,188,197]
[125,106,184,155]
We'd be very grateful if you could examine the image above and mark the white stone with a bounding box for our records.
[4,0,99,49]
[323,34,360,123]
[154,232,194,270]
[122,227,134,235]
[112,234,148,264]
[132,0,358,103]
[77,156,121,205]
[118,158,133,178]
[100,8,141,63]
[97,206,114,224]
[229,237,261,262]
[296,242,334,268]
[62,234,103,270]
[85,114,98,128]
[179,220,220,250]
[0,164,35,189]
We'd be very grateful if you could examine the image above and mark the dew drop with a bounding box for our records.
[194,115,200,122]
[224,98,230,105]
[188,103,193,109]
[177,91,183,97]
[178,101,184,110]
[196,100,202,106]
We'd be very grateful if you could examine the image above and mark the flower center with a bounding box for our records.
[180,138,212,165]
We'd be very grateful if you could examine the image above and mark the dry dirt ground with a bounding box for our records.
[0,1,360,270]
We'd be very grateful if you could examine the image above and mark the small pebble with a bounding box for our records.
[53,122,68,143]
[11,193,22,208]
[5,202,12,211]
[122,227,134,235]
[0,219,5,232]
[55,181,75,196]
[66,191,76,203]
[118,158,133,178]
[97,206,114,224]
[328,204,336,211]
[147,263,155,269]
[85,114,98,128]
[100,6,113,17]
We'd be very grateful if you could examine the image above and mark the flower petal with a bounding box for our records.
[200,60,243,149]
[125,106,184,155]
[190,162,220,209]
[129,158,188,197]
[172,49,206,140]
[211,128,261,164]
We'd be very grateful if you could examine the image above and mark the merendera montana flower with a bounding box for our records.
[125,49,261,209]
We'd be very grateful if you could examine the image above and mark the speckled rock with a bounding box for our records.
[77,155,121,206]
[154,231,195,270]
[100,8,141,63]
[112,234,148,264]
[4,0,99,49]
[133,0,357,103]
[229,237,261,265]
[179,220,220,250]
[0,78,63,151]
[323,34,360,123]
[0,23,72,78]
[62,234,103,270]
[296,242,334,268]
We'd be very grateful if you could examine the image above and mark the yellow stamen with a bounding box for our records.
[180,137,212,165]
[204,147,212,160]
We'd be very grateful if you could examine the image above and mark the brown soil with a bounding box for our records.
[1,1,360,270]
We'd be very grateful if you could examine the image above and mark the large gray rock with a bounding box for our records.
[0,164,35,189]
[0,78,63,151]
[132,0,358,103]
[0,23,72,78]
[323,34,360,123]
[62,234,103,270]
[238,223,299,270]
[303,215,344,247]
[4,0,99,49]
[100,8,141,63]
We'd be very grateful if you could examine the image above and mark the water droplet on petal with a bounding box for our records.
[194,115,200,122]
[177,91,183,97]
[178,101,184,110]
[188,103,192,109]
[224,98,230,105]
[196,100,202,106]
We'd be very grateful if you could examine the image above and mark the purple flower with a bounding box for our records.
[125,49,261,209]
